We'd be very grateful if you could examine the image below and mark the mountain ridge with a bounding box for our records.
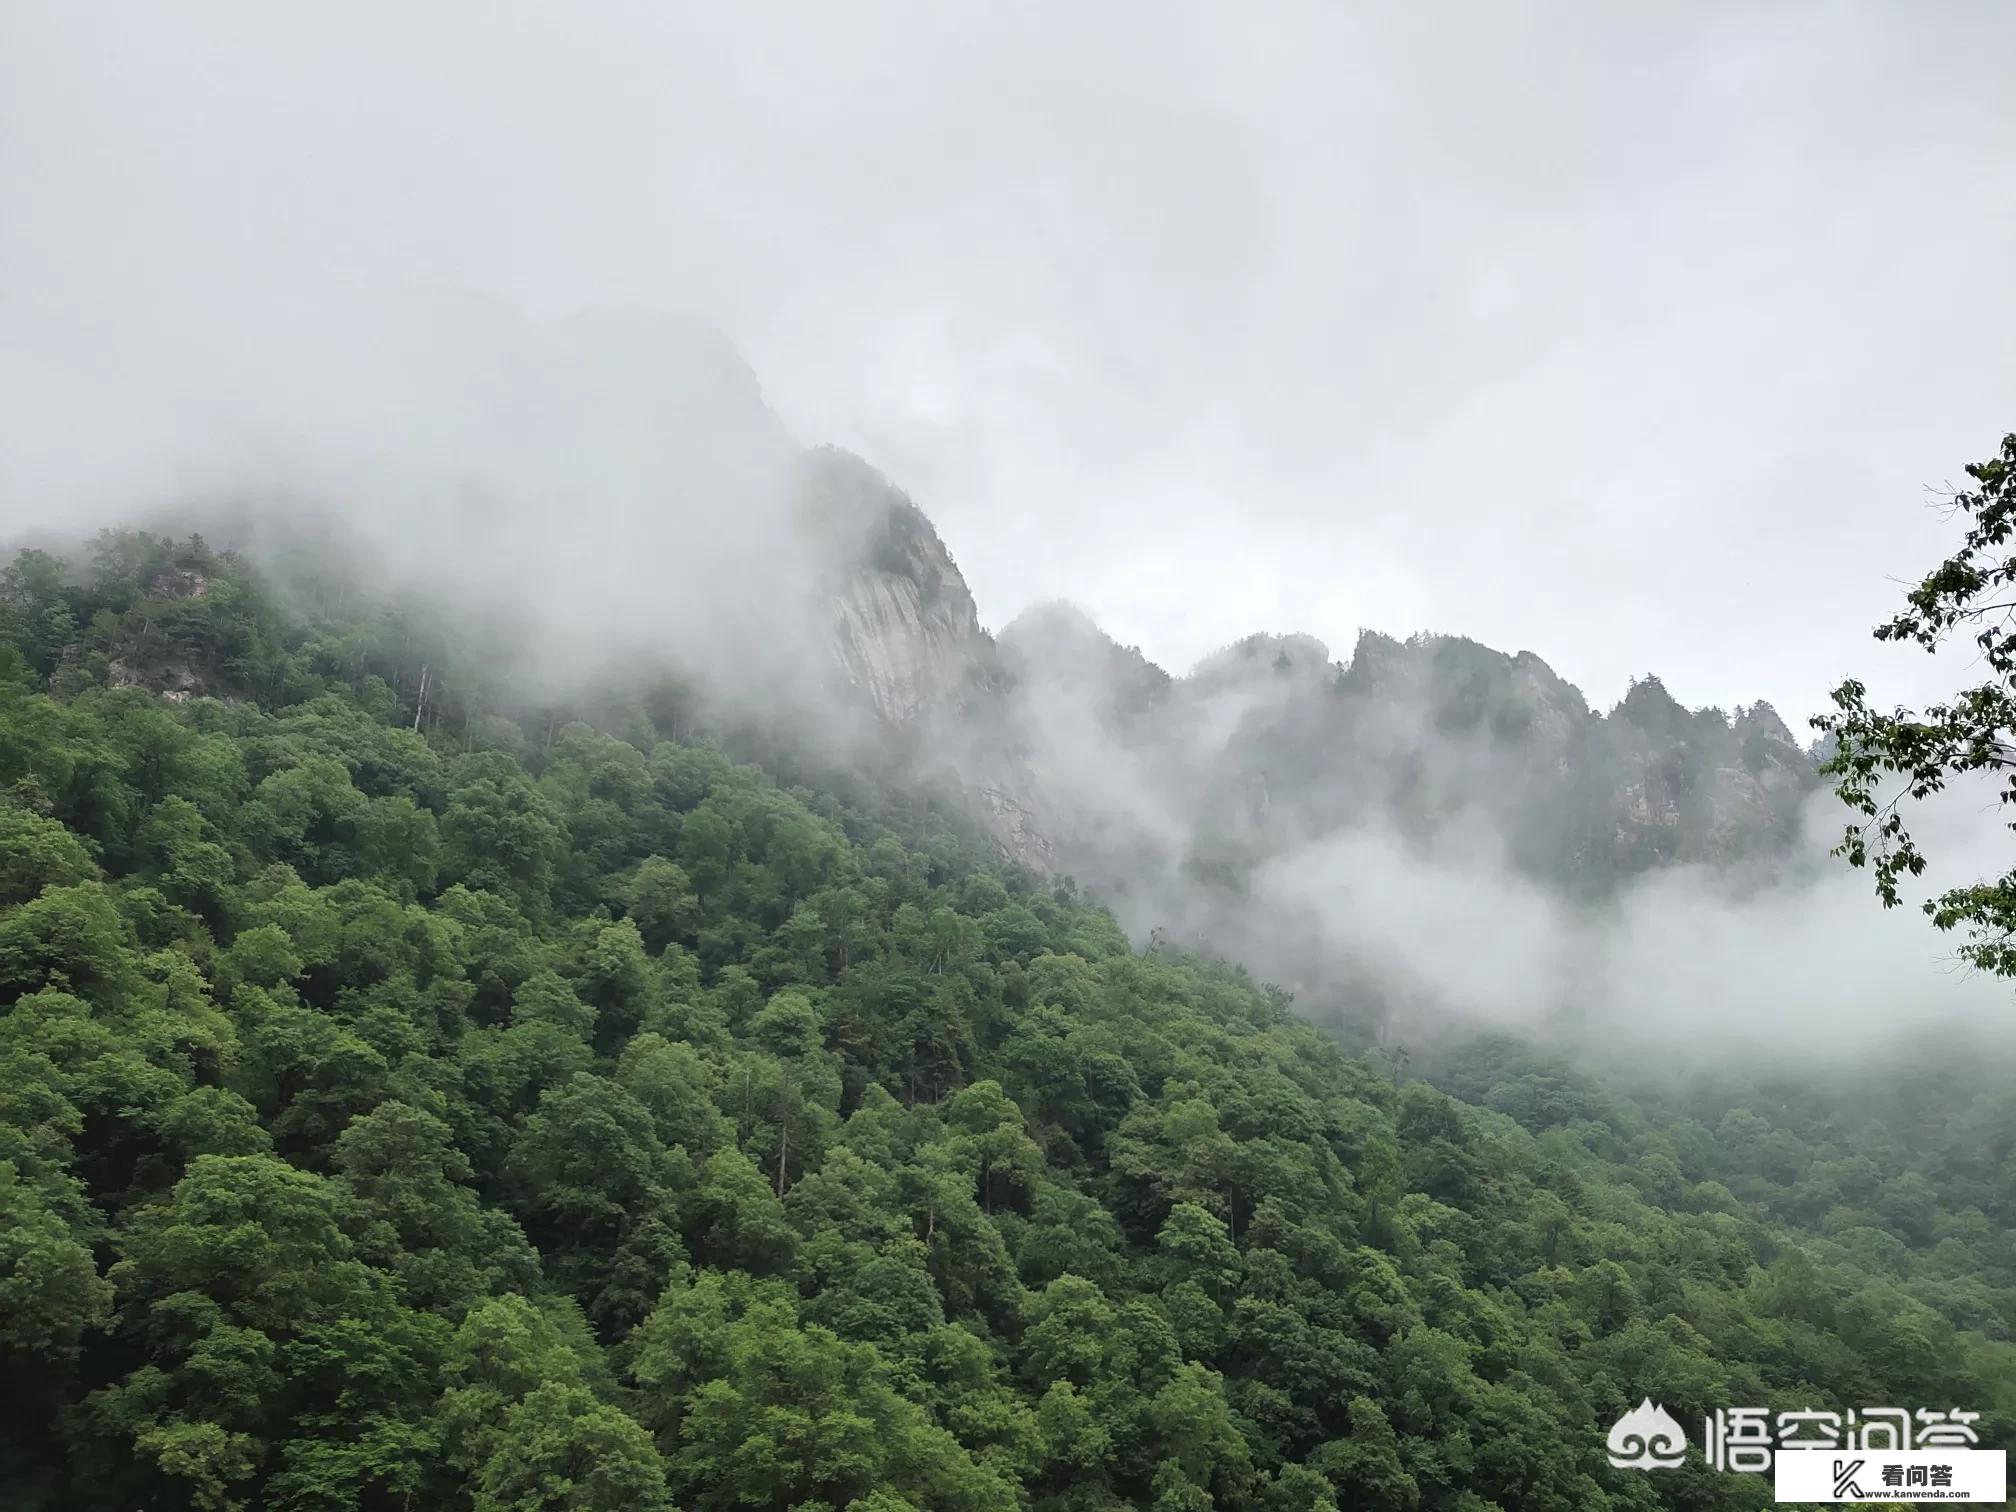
[803,447,1818,908]
[7,300,1817,930]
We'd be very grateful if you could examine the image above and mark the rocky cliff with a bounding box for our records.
[815,479,1819,900]
[34,304,1817,906]
[225,305,1813,905]
[798,448,1002,727]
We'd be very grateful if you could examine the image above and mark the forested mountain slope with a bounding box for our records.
[0,533,2011,1512]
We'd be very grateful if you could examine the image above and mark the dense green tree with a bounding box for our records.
[0,534,2011,1510]
[469,1382,671,1512]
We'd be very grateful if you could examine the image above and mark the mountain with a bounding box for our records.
[4,513,2013,1512]
[51,289,1810,910]
[800,447,1004,728]
[18,299,1816,922]
[807,474,1816,905]
[3,319,2012,1512]
[788,464,1829,1049]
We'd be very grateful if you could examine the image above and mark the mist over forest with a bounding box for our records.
[5,5,2016,1510]
[18,293,2008,1066]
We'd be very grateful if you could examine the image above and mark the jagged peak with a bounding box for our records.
[796,447,970,593]
[1347,628,1525,671]
[999,599,1112,648]
[797,445,921,531]
[1614,673,1688,732]
[1734,699,1799,747]
[1187,631,1333,685]
[999,599,1172,704]
[1336,631,1587,716]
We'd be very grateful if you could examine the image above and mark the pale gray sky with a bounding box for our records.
[5,0,2014,726]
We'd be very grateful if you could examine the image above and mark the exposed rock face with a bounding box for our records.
[108,656,207,701]
[67,312,1811,903]
[801,448,1001,727]
[562,333,1821,899]
[977,785,1056,870]
[144,566,211,599]
[1190,634,1819,892]
[828,554,987,726]
[813,469,1819,894]
[96,558,222,701]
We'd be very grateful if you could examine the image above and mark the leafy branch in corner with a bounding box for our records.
[1814,431,2016,975]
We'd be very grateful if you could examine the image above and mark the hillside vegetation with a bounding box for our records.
[0,532,2011,1511]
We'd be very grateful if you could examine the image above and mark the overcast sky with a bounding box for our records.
[5,0,2014,726]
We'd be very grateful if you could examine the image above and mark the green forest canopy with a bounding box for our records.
[0,531,2011,1511]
